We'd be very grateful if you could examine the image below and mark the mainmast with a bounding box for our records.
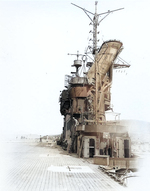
[93,1,98,55]
[71,1,124,58]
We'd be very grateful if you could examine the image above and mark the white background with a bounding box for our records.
[0,0,150,136]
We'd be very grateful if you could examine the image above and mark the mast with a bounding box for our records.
[71,1,124,58]
[93,1,98,56]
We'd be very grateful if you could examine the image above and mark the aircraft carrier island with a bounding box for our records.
[59,1,139,184]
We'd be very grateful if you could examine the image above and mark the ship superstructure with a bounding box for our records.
[59,1,135,170]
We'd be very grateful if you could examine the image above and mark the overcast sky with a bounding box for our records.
[0,0,150,136]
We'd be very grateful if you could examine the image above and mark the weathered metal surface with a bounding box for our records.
[87,40,123,122]
[87,41,123,85]
[72,98,86,114]
[94,157,139,170]
[84,124,128,133]
[109,158,139,169]
[69,76,88,85]
[70,86,88,98]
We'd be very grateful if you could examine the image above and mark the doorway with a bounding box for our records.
[89,138,95,157]
[124,139,129,158]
